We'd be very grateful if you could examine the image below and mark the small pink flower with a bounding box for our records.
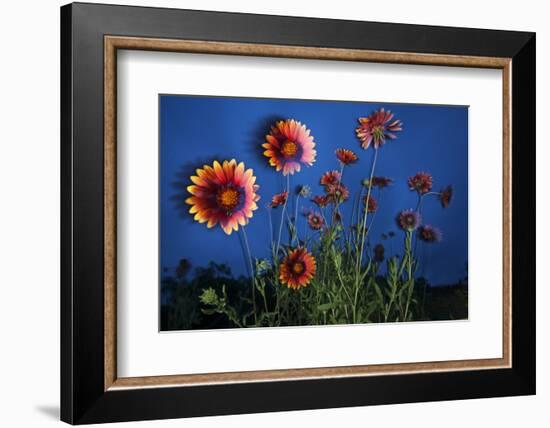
[397,210,421,231]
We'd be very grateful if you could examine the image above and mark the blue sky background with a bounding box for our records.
[160,95,468,286]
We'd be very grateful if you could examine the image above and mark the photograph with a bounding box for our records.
[159,95,468,331]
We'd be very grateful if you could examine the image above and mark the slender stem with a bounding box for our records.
[293,194,301,245]
[351,149,379,323]
[240,226,257,324]
[403,231,414,321]
[275,175,290,258]
[357,149,379,276]
[266,206,275,257]
[365,190,382,235]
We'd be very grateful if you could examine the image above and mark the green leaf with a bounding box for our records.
[318,303,336,312]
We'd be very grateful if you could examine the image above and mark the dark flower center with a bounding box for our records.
[281,140,299,159]
[372,125,384,140]
[216,187,241,213]
[291,261,305,275]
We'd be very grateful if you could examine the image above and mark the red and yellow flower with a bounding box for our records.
[356,108,403,149]
[397,210,421,231]
[270,191,288,208]
[335,148,358,165]
[418,225,442,243]
[363,195,378,213]
[408,172,433,194]
[325,183,350,203]
[439,185,453,208]
[312,195,330,208]
[364,176,393,189]
[320,170,342,186]
[262,119,316,175]
[279,247,317,290]
[186,159,260,235]
[307,211,325,230]
[374,244,385,262]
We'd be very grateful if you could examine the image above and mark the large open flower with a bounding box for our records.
[279,247,316,290]
[408,172,433,195]
[262,119,316,175]
[356,108,403,149]
[186,159,260,235]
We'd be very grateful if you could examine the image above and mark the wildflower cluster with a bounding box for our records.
[186,111,455,326]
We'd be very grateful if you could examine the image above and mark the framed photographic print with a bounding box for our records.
[61,2,536,424]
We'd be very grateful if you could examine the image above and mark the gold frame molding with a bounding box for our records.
[104,35,512,391]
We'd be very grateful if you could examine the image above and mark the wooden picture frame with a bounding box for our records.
[61,2,535,424]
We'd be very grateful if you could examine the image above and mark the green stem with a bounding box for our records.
[240,226,257,324]
[403,231,415,321]
[275,175,290,258]
[353,148,379,323]
[292,193,301,245]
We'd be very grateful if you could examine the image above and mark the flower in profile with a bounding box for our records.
[408,172,433,194]
[320,170,342,186]
[332,211,342,224]
[335,148,358,165]
[363,176,393,189]
[374,244,385,262]
[186,159,260,235]
[270,191,288,208]
[279,247,317,290]
[418,225,442,243]
[312,195,330,208]
[326,183,349,203]
[363,194,378,213]
[397,209,421,231]
[262,119,316,175]
[297,185,311,198]
[439,185,453,208]
[307,211,325,230]
[356,108,403,149]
